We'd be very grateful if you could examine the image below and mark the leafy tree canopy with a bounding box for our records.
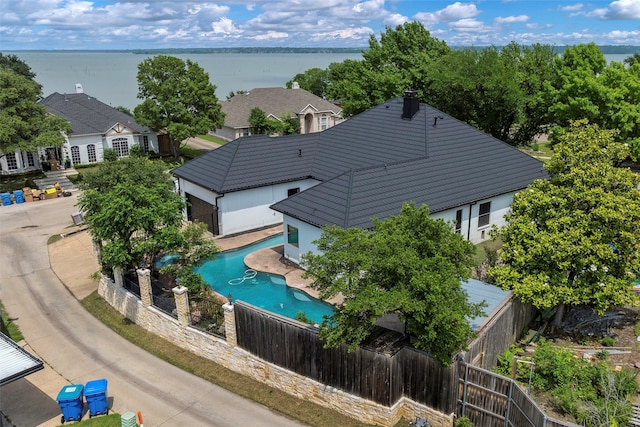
[134,55,225,160]
[302,203,485,365]
[425,43,558,146]
[544,43,640,158]
[286,67,329,98]
[325,22,449,117]
[78,156,218,291]
[0,61,70,156]
[491,120,640,325]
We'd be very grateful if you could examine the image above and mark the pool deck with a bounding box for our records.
[214,225,342,305]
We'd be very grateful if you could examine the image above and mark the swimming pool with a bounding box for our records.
[194,234,334,325]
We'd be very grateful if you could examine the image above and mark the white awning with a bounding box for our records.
[0,332,44,386]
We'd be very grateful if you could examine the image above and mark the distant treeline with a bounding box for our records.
[130,45,639,55]
[129,47,365,55]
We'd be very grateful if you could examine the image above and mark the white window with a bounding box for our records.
[319,115,327,131]
[6,153,18,170]
[142,135,149,153]
[87,144,97,163]
[71,146,81,165]
[478,202,491,228]
[455,209,463,234]
[112,138,129,158]
[26,152,35,167]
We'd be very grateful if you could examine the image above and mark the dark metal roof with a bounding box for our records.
[173,97,547,224]
[39,92,150,135]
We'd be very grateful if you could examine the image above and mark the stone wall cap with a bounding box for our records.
[172,285,188,295]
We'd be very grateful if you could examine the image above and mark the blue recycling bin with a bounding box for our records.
[56,384,84,423]
[13,190,24,204]
[1,192,11,206]
[84,378,108,417]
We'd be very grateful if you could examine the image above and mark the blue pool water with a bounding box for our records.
[194,234,334,325]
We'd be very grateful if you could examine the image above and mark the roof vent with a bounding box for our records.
[75,83,84,94]
[292,82,300,89]
[402,90,419,120]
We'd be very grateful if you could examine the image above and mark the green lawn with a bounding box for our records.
[56,414,121,426]
[197,134,227,145]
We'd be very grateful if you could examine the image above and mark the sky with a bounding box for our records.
[1,0,639,50]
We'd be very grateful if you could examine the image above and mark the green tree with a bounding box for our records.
[273,113,300,135]
[325,22,449,117]
[302,203,485,365]
[490,121,640,326]
[286,67,329,98]
[78,157,218,292]
[544,44,640,147]
[0,63,70,158]
[623,53,640,67]
[425,43,557,146]
[248,107,274,135]
[134,55,225,161]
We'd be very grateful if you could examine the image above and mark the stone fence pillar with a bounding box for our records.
[137,268,152,307]
[92,239,102,271]
[172,286,190,327]
[113,266,123,288]
[223,303,237,346]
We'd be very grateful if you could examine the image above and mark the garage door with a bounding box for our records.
[186,193,219,235]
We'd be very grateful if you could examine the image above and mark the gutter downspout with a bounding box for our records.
[467,201,477,241]
[214,193,224,236]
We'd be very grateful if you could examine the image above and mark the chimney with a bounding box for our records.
[292,81,300,89]
[402,90,419,120]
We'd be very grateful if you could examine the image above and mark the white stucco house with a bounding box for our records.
[0,90,158,175]
[172,91,547,264]
[213,85,342,141]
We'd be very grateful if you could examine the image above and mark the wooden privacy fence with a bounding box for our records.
[235,301,580,427]
[235,301,456,412]
[463,296,538,370]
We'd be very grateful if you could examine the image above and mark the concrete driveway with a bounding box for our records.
[0,194,305,427]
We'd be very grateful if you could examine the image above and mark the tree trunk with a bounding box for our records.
[171,139,180,162]
[552,302,565,328]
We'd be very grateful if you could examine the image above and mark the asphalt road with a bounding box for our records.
[0,194,305,427]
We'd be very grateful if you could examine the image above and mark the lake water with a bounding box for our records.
[3,51,630,112]
[4,51,363,111]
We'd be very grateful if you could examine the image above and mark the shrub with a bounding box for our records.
[601,336,615,347]
[103,148,117,162]
[454,416,475,427]
[129,143,146,158]
[294,311,313,324]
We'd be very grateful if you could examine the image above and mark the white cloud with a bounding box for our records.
[384,13,408,27]
[211,17,243,36]
[559,3,583,12]
[602,0,640,19]
[414,2,480,26]
[494,15,529,25]
[312,26,373,41]
[448,18,494,33]
[250,30,288,41]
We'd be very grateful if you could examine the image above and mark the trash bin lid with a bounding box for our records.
[84,378,108,395]
[57,384,84,401]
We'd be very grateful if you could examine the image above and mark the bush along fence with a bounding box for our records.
[99,268,580,427]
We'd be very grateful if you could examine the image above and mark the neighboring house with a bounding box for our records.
[173,91,547,264]
[0,89,158,175]
[213,85,342,141]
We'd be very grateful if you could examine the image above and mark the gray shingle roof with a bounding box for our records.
[39,92,149,135]
[173,97,547,227]
[220,87,341,129]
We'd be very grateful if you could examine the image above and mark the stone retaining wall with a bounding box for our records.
[98,274,454,427]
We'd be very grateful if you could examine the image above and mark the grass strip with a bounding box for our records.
[81,291,374,427]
